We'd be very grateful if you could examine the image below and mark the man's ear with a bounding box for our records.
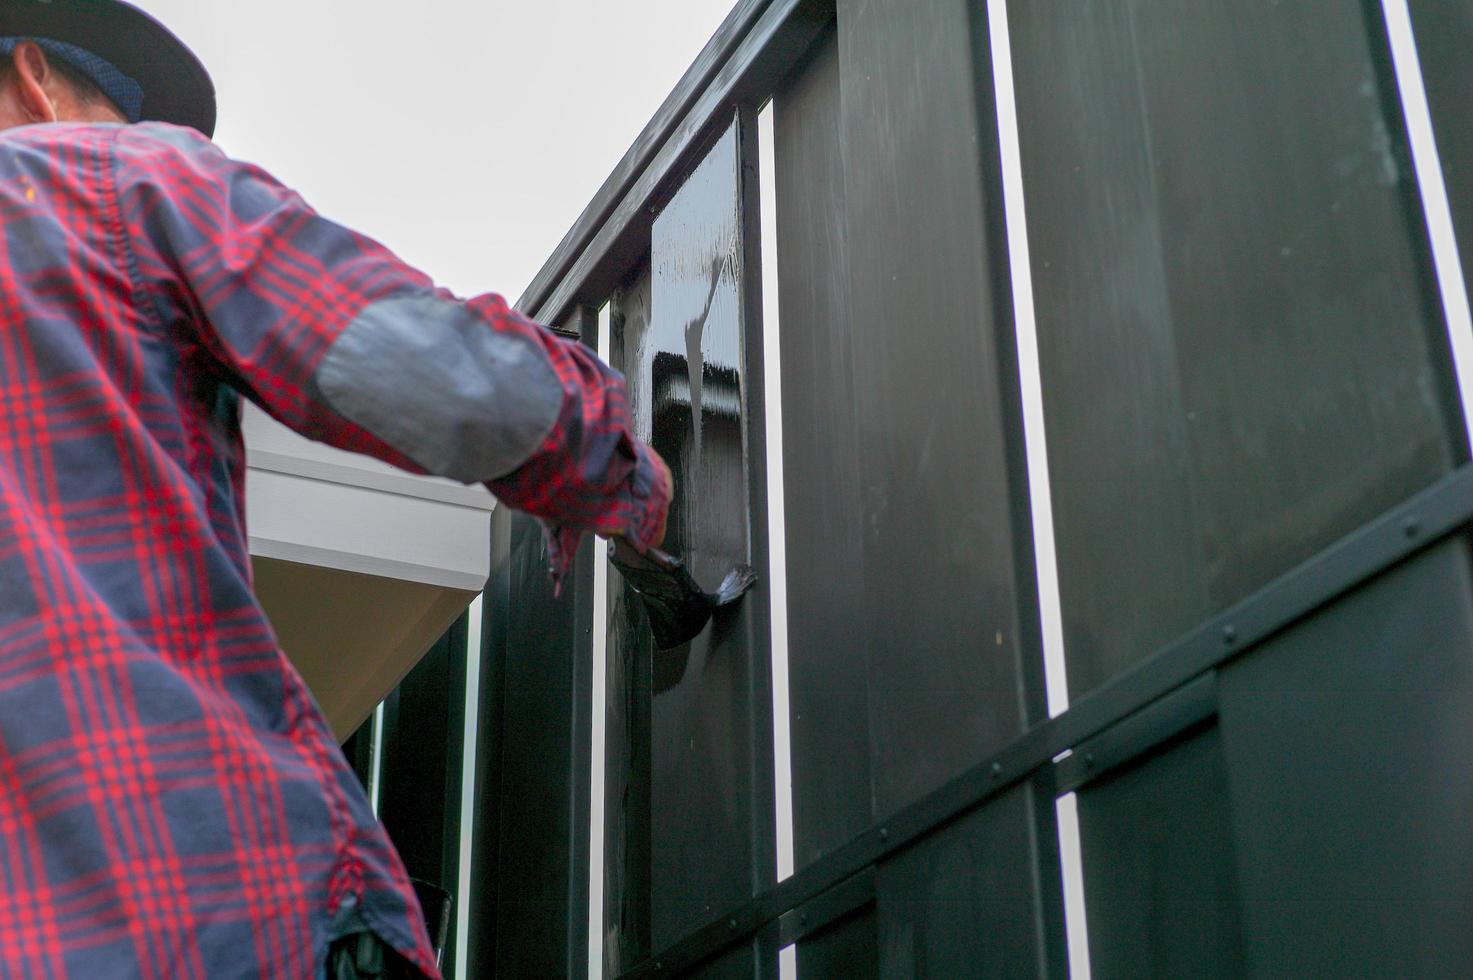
[12,42,59,124]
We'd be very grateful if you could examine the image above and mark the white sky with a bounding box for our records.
[136,0,738,302]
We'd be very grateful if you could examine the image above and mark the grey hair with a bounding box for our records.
[0,43,111,109]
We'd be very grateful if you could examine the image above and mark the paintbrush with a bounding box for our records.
[608,538,757,650]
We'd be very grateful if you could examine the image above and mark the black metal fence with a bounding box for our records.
[464,0,1473,976]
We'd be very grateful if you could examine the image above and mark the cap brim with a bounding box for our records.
[2,0,216,137]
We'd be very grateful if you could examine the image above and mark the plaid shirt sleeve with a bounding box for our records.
[114,124,668,581]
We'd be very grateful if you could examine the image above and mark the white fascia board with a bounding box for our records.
[246,468,492,592]
[243,403,497,511]
[243,403,496,593]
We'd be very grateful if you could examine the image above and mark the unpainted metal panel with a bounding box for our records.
[836,0,1029,820]
[1076,724,1245,979]
[1217,536,1473,976]
[772,25,875,872]
[876,785,1047,978]
[797,906,879,980]
[376,617,467,976]
[830,0,1048,972]
[1406,0,1473,293]
[491,515,592,977]
[1009,0,1464,700]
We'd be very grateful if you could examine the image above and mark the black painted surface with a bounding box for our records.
[641,118,767,953]
[772,25,873,871]
[1406,0,1473,295]
[1218,537,1473,976]
[1010,0,1465,700]
[604,118,775,974]
[1077,724,1245,979]
[607,264,656,978]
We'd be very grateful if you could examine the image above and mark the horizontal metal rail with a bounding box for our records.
[618,462,1473,977]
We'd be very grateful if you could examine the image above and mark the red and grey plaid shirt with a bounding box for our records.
[0,122,667,978]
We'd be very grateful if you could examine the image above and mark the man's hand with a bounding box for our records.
[602,444,671,553]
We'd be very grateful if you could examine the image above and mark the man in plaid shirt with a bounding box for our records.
[0,1,671,977]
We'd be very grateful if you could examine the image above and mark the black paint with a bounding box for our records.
[642,118,766,953]
[602,119,775,975]
[606,268,657,977]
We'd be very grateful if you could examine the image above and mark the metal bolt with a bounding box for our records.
[1404,517,1422,539]
[991,762,1003,780]
[1222,624,1238,645]
[879,827,890,842]
[1084,752,1096,770]
[800,913,809,926]
[729,918,738,930]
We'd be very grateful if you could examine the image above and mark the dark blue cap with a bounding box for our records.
[0,36,145,123]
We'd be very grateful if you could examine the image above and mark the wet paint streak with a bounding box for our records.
[683,253,730,476]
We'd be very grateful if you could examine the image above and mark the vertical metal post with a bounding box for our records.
[758,99,798,980]
[368,701,386,817]
[1380,0,1473,445]
[588,303,613,980]
[454,596,485,980]
[986,1,1091,975]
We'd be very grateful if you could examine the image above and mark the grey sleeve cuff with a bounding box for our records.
[314,293,563,483]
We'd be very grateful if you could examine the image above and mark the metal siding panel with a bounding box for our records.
[797,906,879,979]
[608,118,775,972]
[876,786,1046,978]
[490,516,592,976]
[376,619,466,891]
[1009,0,1464,701]
[607,267,657,977]
[1076,724,1245,979]
[466,506,510,977]
[832,1,1047,974]
[835,0,1028,820]
[375,619,468,975]
[1217,537,1473,976]
[772,25,875,872]
[1406,0,1473,292]
[647,119,756,951]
